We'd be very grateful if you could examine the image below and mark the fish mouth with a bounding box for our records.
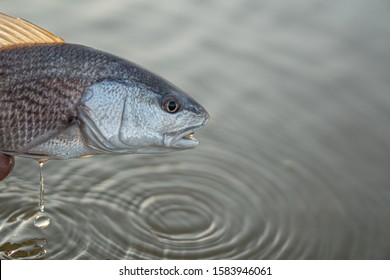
[164,125,203,149]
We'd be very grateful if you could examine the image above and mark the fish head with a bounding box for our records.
[78,79,209,154]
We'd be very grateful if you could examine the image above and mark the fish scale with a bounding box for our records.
[1,44,117,152]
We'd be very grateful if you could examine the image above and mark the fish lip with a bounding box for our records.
[164,124,204,149]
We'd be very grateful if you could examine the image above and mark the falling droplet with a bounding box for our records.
[34,214,51,229]
[38,161,45,211]
[34,159,51,229]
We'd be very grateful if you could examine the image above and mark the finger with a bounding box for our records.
[0,153,15,181]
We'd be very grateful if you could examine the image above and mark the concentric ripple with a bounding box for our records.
[0,145,294,259]
[0,141,356,259]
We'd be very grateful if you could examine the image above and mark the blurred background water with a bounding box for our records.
[1,0,390,259]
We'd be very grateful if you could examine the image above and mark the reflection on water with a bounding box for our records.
[1,0,390,259]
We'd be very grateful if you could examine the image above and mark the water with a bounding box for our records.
[1,0,390,259]
[34,161,50,229]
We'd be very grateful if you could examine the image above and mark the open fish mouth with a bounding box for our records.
[164,126,202,149]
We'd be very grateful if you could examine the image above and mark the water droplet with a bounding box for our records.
[34,214,51,229]
[38,161,46,211]
[34,159,51,229]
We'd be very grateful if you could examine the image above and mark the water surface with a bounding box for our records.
[1,0,390,259]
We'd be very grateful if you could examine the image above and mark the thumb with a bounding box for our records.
[0,154,15,181]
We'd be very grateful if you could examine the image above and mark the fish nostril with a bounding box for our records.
[191,103,210,122]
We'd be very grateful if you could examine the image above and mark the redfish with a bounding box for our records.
[0,13,209,178]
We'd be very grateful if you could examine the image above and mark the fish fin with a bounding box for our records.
[0,12,64,48]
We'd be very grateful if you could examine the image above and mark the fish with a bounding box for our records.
[0,12,209,164]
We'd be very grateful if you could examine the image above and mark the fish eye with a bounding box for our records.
[162,96,181,113]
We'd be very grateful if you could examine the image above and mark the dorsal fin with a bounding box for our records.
[0,12,64,48]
